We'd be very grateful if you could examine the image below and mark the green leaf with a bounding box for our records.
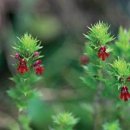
[103,120,121,130]
[84,21,114,46]
[116,27,130,52]
[112,58,130,77]
[14,33,43,57]
[52,112,79,128]
[7,88,18,100]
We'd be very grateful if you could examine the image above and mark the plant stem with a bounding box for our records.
[93,68,104,130]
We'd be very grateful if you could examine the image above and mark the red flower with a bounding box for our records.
[80,55,89,65]
[33,60,42,67]
[35,65,44,75]
[17,59,28,74]
[98,46,109,61]
[120,86,130,101]
[33,60,44,75]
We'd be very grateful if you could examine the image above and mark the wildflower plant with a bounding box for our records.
[52,112,79,130]
[7,33,45,129]
[81,21,130,102]
[81,22,114,92]
[84,21,114,61]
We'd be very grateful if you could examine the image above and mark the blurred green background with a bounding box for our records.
[0,0,130,130]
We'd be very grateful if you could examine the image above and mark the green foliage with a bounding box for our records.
[84,21,114,47]
[112,58,130,77]
[10,72,42,86]
[13,33,42,57]
[82,21,130,94]
[102,120,121,130]
[7,85,35,111]
[28,97,54,130]
[82,22,114,89]
[18,115,32,130]
[81,21,130,107]
[116,27,130,52]
[8,71,42,111]
[80,63,99,89]
[52,112,78,130]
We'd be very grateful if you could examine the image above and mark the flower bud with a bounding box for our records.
[35,65,45,75]
[15,53,20,59]
[80,55,89,65]
[34,51,39,57]
[34,60,42,66]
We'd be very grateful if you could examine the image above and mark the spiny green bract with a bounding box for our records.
[112,58,130,77]
[13,33,42,57]
[84,21,114,45]
[52,112,78,127]
[102,120,121,130]
[116,27,130,52]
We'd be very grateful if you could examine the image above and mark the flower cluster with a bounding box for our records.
[33,59,44,75]
[98,46,109,61]
[120,86,130,101]
[118,76,130,102]
[15,52,44,75]
[17,58,28,74]
[13,33,45,75]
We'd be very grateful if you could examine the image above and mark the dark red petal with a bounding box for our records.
[120,86,130,101]
[125,86,128,90]
[98,53,101,58]
[99,46,106,52]
[124,95,128,101]
[97,47,109,61]
[35,66,45,75]
[17,64,28,74]
[102,54,106,61]
[120,93,124,99]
